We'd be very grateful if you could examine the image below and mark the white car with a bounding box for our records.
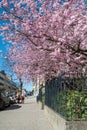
[7,93,16,104]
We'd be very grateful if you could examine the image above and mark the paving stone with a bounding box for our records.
[0,96,54,130]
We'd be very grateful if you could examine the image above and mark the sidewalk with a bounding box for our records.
[0,96,54,130]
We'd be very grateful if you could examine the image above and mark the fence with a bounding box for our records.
[45,72,87,121]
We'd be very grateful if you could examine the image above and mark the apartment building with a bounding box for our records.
[0,70,17,94]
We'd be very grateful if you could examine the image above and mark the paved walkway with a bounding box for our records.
[0,96,54,130]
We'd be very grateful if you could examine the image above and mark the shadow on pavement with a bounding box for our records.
[4,104,22,111]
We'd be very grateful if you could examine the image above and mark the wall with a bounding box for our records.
[44,105,66,130]
[40,103,87,130]
[66,121,87,130]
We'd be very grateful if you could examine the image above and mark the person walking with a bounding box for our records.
[17,94,21,103]
[21,93,25,103]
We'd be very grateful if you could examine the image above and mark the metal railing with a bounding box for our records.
[45,72,87,120]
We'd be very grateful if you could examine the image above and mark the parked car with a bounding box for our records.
[0,91,10,110]
[7,93,16,104]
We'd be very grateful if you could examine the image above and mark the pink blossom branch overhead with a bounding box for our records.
[0,0,87,81]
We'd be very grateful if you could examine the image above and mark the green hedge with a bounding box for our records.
[49,90,87,120]
[66,90,87,120]
[45,76,87,120]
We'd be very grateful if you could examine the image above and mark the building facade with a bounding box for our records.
[0,70,17,94]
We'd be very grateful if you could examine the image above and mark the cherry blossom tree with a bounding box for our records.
[0,0,87,81]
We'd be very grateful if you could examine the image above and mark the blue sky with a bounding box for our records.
[24,81,32,91]
[0,37,32,91]
[0,37,7,69]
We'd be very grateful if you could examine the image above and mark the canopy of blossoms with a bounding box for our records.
[0,0,87,81]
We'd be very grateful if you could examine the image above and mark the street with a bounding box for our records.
[0,96,53,130]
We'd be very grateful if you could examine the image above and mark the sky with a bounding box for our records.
[23,81,32,91]
[0,37,7,69]
[0,36,33,91]
[0,1,33,91]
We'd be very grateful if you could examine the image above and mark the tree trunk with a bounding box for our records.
[19,78,23,95]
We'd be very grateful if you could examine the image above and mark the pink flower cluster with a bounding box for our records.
[0,0,87,81]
